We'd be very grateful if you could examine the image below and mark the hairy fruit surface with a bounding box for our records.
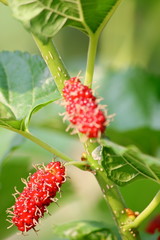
[7,161,65,232]
[62,77,107,138]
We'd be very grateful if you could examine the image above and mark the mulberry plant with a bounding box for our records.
[0,1,160,240]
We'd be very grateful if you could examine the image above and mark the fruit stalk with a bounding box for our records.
[33,35,70,92]
[83,139,141,240]
[2,126,74,163]
[124,191,160,230]
[33,36,141,239]
[84,34,99,87]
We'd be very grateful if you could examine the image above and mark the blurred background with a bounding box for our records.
[0,0,160,239]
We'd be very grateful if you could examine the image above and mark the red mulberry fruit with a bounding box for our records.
[7,161,66,232]
[62,77,107,138]
[146,214,160,238]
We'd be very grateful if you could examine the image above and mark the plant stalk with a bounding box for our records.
[33,36,141,240]
[33,35,70,92]
[124,191,160,230]
[20,130,73,162]
[84,33,99,88]
[84,140,141,240]
[3,126,74,163]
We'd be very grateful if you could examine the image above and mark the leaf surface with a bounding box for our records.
[9,0,121,42]
[54,220,116,240]
[99,67,160,131]
[102,145,141,186]
[102,139,160,185]
[0,51,60,131]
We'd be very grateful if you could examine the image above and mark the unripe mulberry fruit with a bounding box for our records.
[62,77,107,138]
[7,161,66,232]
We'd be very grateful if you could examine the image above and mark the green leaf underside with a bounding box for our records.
[9,0,121,42]
[102,140,160,185]
[0,51,60,130]
[54,220,115,240]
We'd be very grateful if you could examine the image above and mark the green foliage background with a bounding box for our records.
[0,0,160,239]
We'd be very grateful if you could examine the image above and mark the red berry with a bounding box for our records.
[7,161,66,232]
[146,214,160,240]
[62,77,107,138]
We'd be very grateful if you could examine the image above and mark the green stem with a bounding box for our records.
[83,0,122,88]
[97,174,141,240]
[84,33,99,87]
[65,161,87,168]
[33,35,70,92]
[33,36,141,239]
[124,191,160,230]
[21,130,73,162]
[4,126,73,163]
[84,140,141,240]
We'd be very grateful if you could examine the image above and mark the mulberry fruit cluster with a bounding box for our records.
[62,77,107,138]
[7,161,65,232]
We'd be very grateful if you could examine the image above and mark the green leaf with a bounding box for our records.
[100,67,160,131]
[102,139,160,185]
[86,231,116,240]
[106,128,160,157]
[54,220,116,240]
[102,145,141,186]
[0,51,60,131]
[9,0,121,43]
